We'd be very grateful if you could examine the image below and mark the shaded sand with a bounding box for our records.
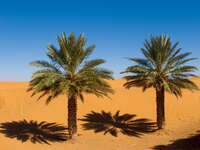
[0,78,200,149]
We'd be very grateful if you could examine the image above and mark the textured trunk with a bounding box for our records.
[68,94,77,139]
[156,86,165,129]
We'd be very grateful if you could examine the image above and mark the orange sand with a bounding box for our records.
[0,78,200,149]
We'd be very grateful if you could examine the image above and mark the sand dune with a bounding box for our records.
[0,78,200,150]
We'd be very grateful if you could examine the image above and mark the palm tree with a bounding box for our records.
[121,35,198,129]
[28,32,114,138]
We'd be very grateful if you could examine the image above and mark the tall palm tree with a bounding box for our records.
[28,32,114,138]
[121,35,198,129]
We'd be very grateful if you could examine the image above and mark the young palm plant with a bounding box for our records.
[28,32,114,138]
[121,35,199,129]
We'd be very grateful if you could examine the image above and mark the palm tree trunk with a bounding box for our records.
[156,86,165,129]
[68,94,77,139]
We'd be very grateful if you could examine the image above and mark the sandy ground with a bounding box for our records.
[0,78,200,150]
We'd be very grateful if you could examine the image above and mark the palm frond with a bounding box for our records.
[121,34,199,96]
[28,32,113,104]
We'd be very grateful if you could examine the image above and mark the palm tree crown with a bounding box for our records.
[122,35,198,97]
[28,32,114,103]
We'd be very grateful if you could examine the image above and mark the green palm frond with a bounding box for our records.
[121,34,199,97]
[28,32,114,104]
[126,57,153,69]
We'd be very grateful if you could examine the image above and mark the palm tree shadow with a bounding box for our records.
[0,120,68,145]
[79,110,157,137]
[152,130,200,150]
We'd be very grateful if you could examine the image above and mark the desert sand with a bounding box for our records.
[0,78,200,150]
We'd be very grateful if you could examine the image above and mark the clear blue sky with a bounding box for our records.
[0,0,200,81]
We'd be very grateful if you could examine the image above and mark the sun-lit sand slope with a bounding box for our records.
[0,78,200,150]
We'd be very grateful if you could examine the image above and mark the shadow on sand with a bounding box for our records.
[0,120,68,145]
[152,130,200,150]
[79,110,157,137]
